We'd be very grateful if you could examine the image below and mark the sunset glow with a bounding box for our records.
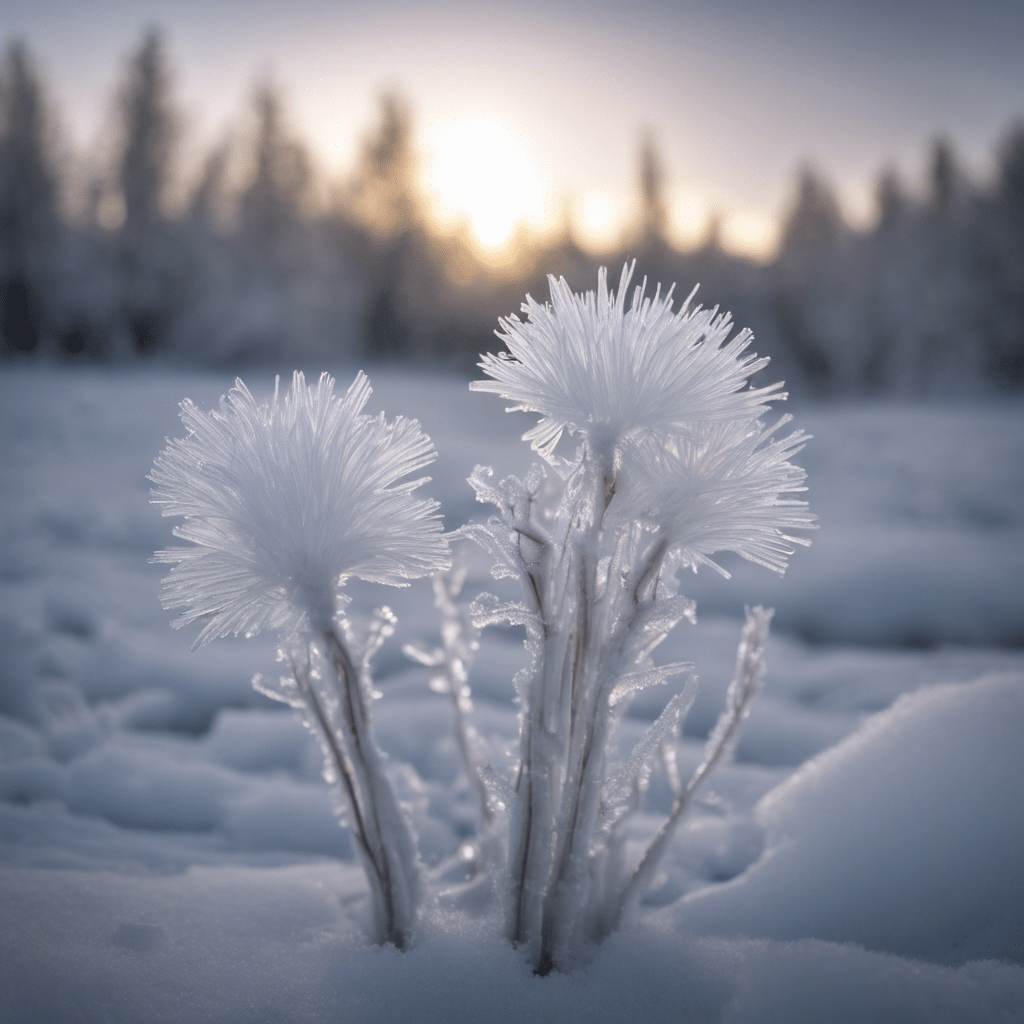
[5,0,1024,263]
[719,210,779,263]
[424,119,543,251]
[573,188,629,253]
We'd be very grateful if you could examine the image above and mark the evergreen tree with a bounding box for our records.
[637,129,668,250]
[115,29,181,353]
[171,85,356,365]
[346,91,427,358]
[986,122,1024,385]
[915,137,987,393]
[238,83,311,257]
[0,41,59,354]
[862,167,910,389]
[774,165,854,388]
[119,29,175,232]
[779,165,845,256]
[875,167,906,233]
[186,139,229,228]
[997,121,1024,220]
[347,91,417,240]
[927,136,964,222]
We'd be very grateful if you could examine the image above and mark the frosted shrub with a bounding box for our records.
[151,264,812,969]
[467,264,814,973]
[150,371,450,947]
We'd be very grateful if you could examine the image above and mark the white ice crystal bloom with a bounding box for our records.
[472,262,784,464]
[611,416,815,577]
[151,371,450,647]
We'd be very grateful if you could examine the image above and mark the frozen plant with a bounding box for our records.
[148,265,812,970]
[467,263,814,973]
[150,371,450,948]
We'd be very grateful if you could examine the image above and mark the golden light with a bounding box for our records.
[573,188,629,253]
[666,191,711,251]
[424,119,543,251]
[720,209,779,263]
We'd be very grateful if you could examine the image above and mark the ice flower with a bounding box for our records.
[472,261,783,465]
[150,371,450,647]
[611,415,815,577]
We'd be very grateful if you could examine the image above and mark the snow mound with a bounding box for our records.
[676,672,1024,965]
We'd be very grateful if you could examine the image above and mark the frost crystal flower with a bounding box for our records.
[612,415,815,577]
[150,371,450,647]
[472,262,783,464]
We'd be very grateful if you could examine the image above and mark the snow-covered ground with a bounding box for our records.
[1,363,1023,1023]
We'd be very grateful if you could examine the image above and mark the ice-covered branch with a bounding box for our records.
[609,605,773,934]
[405,556,492,828]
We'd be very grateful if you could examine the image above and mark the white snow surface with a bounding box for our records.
[1,363,1023,1022]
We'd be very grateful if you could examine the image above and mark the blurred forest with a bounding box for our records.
[1,31,1023,395]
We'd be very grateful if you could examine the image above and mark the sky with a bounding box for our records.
[5,0,1024,258]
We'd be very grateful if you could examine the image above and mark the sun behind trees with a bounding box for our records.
[0,30,1022,392]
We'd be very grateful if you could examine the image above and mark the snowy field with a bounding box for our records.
[1,362,1023,1023]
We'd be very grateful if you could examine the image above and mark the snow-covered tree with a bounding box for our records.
[860,166,914,389]
[118,30,175,233]
[167,83,361,366]
[985,122,1024,386]
[637,129,669,253]
[909,138,988,393]
[927,137,965,223]
[186,139,230,229]
[347,91,418,241]
[774,165,863,390]
[344,91,437,358]
[237,83,312,257]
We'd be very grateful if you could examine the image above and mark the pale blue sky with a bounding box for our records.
[6,0,1023,255]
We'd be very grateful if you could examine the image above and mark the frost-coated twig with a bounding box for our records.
[323,626,420,949]
[269,625,420,948]
[608,606,773,934]
[404,557,492,828]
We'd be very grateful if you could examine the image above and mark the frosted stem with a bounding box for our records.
[290,656,377,887]
[432,567,491,827]
[610,607,772,933]
[509,520,575,954]
[536,464,617,973]
[324,627,420,949]
[538,530,671,972]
